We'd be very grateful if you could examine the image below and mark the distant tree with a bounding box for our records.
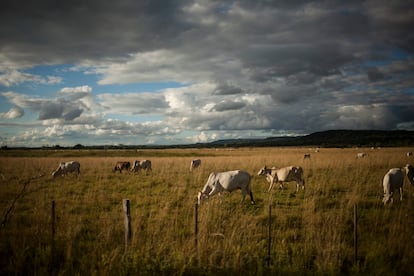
[73,144,84,149]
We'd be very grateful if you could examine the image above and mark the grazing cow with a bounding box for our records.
[52,161,80,178]
[407,152,413,157]
[258,165,305,193]
[303,154,311,160]
[131,160,152,173]
[197,170,254,205]
[112,161,131,173]
[356,152,367,158]
[190,159,202,171]
[382,164,414,205]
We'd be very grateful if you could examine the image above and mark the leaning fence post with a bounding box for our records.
[354,203,358,265]
[123,199,132,252]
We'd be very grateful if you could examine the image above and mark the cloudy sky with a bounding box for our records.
[1,0,414,147]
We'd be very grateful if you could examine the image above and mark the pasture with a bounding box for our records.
[0,147,413,275]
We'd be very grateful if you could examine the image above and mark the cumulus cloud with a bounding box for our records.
[0,106,24,119]
[1,87,94,121]
[1,0,414,146]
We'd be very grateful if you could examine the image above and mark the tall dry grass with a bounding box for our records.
[0,147,413,274]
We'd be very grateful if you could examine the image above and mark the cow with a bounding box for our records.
[257,165,305,193]
[407,151,413,157]
[112,161,131,173]
[197,170,254,205]
[356,152,367,158]
[52,161,80,178]
[382,164,414,205]
[303,154,311,160]
[131,160,152,173]
[190,159,201,171]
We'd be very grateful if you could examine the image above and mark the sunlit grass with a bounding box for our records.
[0,147,413,274]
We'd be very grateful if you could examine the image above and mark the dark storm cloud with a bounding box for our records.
[212,100,246,112]
[366,67,385,82]
[38,101,84,121]
[0,0,191,67]
[2,0,414,76]
[1,0,414,146]
[213,84,244,95]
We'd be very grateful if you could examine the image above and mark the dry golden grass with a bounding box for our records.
[0,147,413,275]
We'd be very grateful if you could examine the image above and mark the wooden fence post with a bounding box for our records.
[123,199,132,252]
[267,204,272,267]
[195,202,199,250]
[50,200,56,273]
[354,203,358,265]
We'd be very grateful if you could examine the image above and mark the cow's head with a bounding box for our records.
[257,166,269,176]
[405,164,414,186]
[197,191,208,205]
[52,167,62,178]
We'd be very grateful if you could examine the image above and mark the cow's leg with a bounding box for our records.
[241,188,252,205]
[208,187,220,201]
[267,182,274,192]
[399,187,403,201]
[382,194,389,205]
[249,191,254,204]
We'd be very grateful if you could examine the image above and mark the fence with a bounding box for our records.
[6,197,360,270]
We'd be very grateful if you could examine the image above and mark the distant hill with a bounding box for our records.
[2,130,413,150]
[205,130,414,148]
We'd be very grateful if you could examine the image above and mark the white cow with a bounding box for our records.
[303,154,311,160]
[131,160,152,173]
[197,170,254,205]
[258,166,305,192]
[52,161,80,178]
[356,152,367,158]
[190,159,201,171]
[382,164,414,205]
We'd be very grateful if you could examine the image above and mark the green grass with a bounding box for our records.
[0,147,414,275]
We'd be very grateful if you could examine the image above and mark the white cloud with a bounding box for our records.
[1,1,414,146]
[59,85,92,94]
[0,69,62,87]
[0,106,24,119]
[189,131,217,143]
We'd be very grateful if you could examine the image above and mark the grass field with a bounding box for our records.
[0,147,413,275]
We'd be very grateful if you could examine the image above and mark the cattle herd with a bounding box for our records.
[52,154,414,206]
